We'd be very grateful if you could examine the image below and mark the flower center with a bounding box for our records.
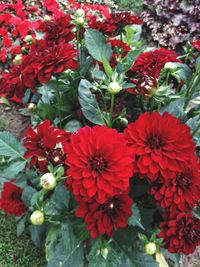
[184,229,200,243]
[47,148,66,166]
[176,173,191,189]
[90,156,107,172]
[147,135,164,150]
[10,192,21,200]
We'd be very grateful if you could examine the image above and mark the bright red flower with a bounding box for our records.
[24,120,70,172]
[65,126,133,203]
[159,212,200,255]
[76,194,133,238]
[124,112,195,181]
[191,39,200,51]
[38,14,74,45]
[150,156,200,212]
[0,182,27,216]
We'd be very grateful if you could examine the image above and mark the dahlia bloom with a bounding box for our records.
[65,126,133,203]
[107,39,130,67]
[159,212,200,255]
[76,194,133,238]
[191,40,200,51]
[38,14,74,45]
[128,48,180,95]
[24,120,70,172]
[150,156,200,212]
[124,112,195,181]
[0,182,27,216]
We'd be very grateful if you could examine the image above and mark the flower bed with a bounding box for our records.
[0,1,200,267]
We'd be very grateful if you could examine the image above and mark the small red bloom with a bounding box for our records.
[150,156,200,212]
[0,182,27,216]
[76,194,133,238]
[24,120,70,172]
[124,112,195,181]
[191,39,200,51]
[65,126,133,203]
[159,212,200,255]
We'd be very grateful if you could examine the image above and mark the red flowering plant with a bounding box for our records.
[0,1,200,267]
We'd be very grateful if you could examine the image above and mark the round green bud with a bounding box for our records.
[24,35,33,43]
[75,17,85,27]
[30,211,44,225]
[28,103,37,111]
[43,15,51,22]
[40,173,56,191]
[145,242,157,255]
[13,54,22,64]
[108,81,121,95]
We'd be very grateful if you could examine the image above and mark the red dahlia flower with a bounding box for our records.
[159,212,200,255]
[38,14,74,45]
[24,120,70,172]
[0,182,27,216]
[191,39,200,51]
[124,112,195,181]
[76,194,133,238]
[150,156,200,212]
[65,126,133,203]
[130,48,180,79]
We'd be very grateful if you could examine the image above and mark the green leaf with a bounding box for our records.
[128,203,144,230]
[47,222,84,267]
[117,48,143,73]
[64,120,82,133]
[78,79,104,125]
[101,56,113,78]
[186,115,200,146]
[22,186,37,207]
[0,97,11,106]
[29,224,47,247]
[164,62,192,84]
[193,205,200,220]
[160,99,185,119]
[88,239,122,267]
[85,29,112,62]
[0,131,25,160]
[17,215,27,237]
[0,160,26,180]
[45,225,62,261]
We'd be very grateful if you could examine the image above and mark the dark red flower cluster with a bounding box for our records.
[38,14,74,45]
[128,48,180,95]
[88,11,141,37]
[191,39,200,51]
[0,182,27,216]
[24,120,71,172]
[107,39,130,67]
[159,212,200,255]
[65,125,134,238]
[125,112,200,254]
[76,194,133,238]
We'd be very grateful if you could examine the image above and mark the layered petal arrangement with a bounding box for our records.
[65,125,134,203]
[124,112,195,181]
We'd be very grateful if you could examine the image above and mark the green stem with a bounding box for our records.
[119,32,123,56]
[193,120,200,137]
[56,78,62,128]
[109,95,115,127]
[184,75,200,110]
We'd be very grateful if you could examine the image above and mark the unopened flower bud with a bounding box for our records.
[108,81,121,95]
[145,242,157,255]
[76,9,85,17]
[119,117,128,127]
[21,46,28,54]
[30,210,44,225]
[28,103,36,111]
[75,17,85,27]
[44,15,51,22]
[24,35,33,44]
[164,62,176,70]
[40,173,56,191]
[13,54,22,64]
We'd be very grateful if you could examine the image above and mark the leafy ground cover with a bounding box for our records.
[0,212,46,267]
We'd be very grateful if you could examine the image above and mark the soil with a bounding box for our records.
[0,103,200,267]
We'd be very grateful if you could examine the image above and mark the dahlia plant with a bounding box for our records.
[0,0,200,267]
